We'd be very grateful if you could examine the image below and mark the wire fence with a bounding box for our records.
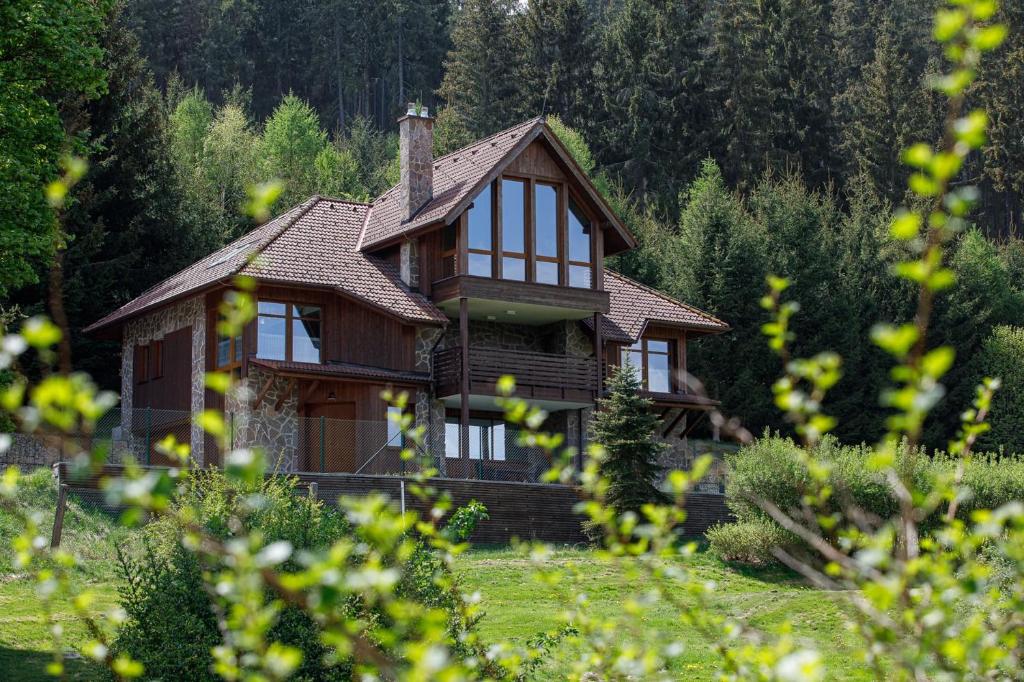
[3,409,729,491]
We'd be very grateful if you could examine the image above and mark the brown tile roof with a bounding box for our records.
[240,198,446,324]
[84,199,320,333]
[587,270,729,343]
[359,118,545,250]
[85,197,446,333]
[250,358,429,385]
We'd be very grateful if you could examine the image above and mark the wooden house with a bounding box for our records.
[85,110,729,479]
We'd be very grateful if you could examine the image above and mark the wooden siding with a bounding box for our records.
[431,275,610,313]
[506,139,567,180]
[133,326,191,411]
[56,463,732,543]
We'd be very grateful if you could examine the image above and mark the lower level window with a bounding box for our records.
[444,418,507,460]
[621,338,673,393]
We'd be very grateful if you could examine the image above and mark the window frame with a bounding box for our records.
[256,300,324,364]
[215,332,244,374]
[620,337,676,393]
[454,174,598,289]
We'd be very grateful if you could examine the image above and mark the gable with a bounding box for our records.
[506,139,567,180]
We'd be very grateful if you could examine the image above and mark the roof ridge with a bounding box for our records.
[368,117,546,208]
[314,194,371,207]
[605,268,729,328]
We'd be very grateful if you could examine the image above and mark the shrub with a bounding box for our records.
[974,325,1024,454]
[706,518,799,565]
[721,434,1024,562]
[113,469,489,680]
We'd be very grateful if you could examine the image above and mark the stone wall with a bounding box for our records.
[121,297,206,464]
[439,319,592,356]
[235,366,299,471]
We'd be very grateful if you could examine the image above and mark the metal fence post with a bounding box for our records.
[144,406,152,465]
[319,415,326,473]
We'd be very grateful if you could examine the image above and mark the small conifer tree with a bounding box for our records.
[590,361,669,517]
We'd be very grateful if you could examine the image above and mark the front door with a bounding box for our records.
[303,402,357,472]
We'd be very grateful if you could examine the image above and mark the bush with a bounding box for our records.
[974,325,1024,454]
[113,469,489,680]
[706,518,798,565]
[716,434,1024,564]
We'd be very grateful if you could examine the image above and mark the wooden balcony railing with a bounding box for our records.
[435,347,599,403]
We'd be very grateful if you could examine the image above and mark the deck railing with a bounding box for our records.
[434,346,599,400]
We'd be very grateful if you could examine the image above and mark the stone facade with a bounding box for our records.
[234,366,299,471]
[121,297,206,464]
[400,239,420,288]
[398,109,434,221]
[414,326,444,372]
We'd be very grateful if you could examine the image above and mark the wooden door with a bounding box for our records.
[303,402,357,472]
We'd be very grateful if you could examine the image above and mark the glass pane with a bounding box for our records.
[628,340,643,350]
[469,252,492,277]
[233,335,243,362]
[293,305,321,319]
[647,339,670,353]
[256,315,286,360]
[535,260,559,285]
[493,422,506,461]
[534,184,558,258]
[445,421,460,458]
[569,264,592,288]
[502,178,525,253]
[292,319,321,363]
[648,352,671,392]
[568,199,591,263]
[387,406,403,446]
[503,256,526,281]
[258,301,286,315]
[218,337,231,367]
[621,349,643,382]
[468,184,492,251]
[469,423,483,460]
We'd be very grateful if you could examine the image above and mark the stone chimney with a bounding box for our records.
[398,103,434,222]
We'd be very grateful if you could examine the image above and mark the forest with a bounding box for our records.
[3,0,1023,451]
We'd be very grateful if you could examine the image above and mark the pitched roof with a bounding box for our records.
[85,197,446,333]
[359,118,544,250]
[589,270,729,343]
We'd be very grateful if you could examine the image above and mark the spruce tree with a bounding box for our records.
[590,363,669,517]
[437,0,522,138]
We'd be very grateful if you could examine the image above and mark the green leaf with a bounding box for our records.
[871,324,919,358]
[21,317,62,349]
[909,173,939,197]
[890,211,922,240]
[972,24,1007,51]
[922,346,955,379]
[954,110,988,147]
[902,143,933,168]
[934,9,967,42]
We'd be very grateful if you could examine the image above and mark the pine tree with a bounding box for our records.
[973,326,1024,454]
[437,0,521,138]
[590,364,669,518]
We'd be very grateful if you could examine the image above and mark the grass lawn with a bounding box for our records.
[1,469,871,680]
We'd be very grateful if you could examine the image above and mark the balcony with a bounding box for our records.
[431,275,610,324]
[435,347,599,407]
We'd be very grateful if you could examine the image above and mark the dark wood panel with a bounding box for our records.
[432,275,610,314]
[506,140,566,180]
[134,326,191,412]
[436,347,598,401]
[331,299,416,370]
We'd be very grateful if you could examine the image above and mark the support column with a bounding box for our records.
[593,311,603,398]
[459,297,470,473]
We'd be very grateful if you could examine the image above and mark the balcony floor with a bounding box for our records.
[438,392,593,412]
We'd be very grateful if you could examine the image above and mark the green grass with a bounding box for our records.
[1,469,872,680]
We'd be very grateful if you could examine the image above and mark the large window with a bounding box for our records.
[445,418,507,460]
[501,178,527,281]
[257,301,322,363]
[454,175,597,289]
[621,338,673,393]
[467,183,493,277]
